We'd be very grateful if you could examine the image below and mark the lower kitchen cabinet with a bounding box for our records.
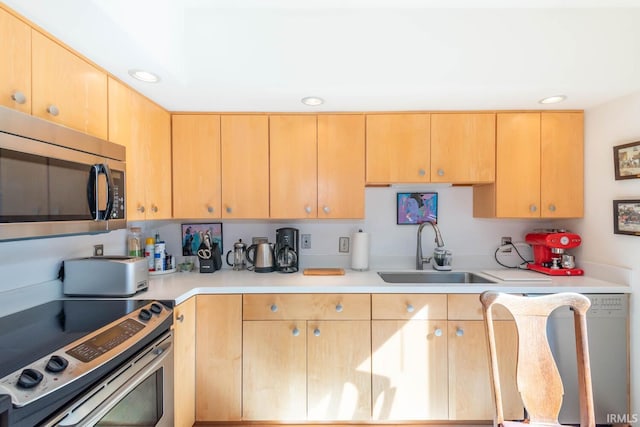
[174,297,196,427]
[195,295,242,422]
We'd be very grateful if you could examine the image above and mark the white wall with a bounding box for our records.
[566,89,640,414]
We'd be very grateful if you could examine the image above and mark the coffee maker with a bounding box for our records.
[275,227,299,273]
[525,229,584,276]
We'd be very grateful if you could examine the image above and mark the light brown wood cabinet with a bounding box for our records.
[221,115,270,219]
[108,77,171,220]
[0,7,31,114]
[242,294,371,421]
[366,113,431,184]
[174,297,196,427]
[32,30,107,139]
[431,113,495,184]
[195,295,242,421]
[473,111,584,218]
[172,115,221,219]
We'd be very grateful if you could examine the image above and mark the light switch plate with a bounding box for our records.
[339,237,350,253]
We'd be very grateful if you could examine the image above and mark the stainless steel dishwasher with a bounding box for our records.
[544,293,629,425]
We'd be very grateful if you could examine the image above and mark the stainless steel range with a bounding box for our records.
[0,299,173,426]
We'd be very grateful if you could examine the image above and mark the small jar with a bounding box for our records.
[127,227,143,257]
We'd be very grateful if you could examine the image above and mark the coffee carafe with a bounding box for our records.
[275,227,299,273]
[226,238,247,271]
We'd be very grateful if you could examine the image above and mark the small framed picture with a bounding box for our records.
[613,141,640,180]
[181,223,223,255]
[397,192,438,225]
[613,200,640,236]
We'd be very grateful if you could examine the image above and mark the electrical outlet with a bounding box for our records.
[301,234,311,249]
[501,236,512,246]
[339,237,350,253]
[94,244,104,256]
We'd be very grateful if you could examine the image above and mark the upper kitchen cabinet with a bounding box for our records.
[108,77,171,220]
[221,115,269,219]
[365,113,431,184]
[0,7,31,114]
[31,30,108,139]
[317,114,365,219]
[473,111,584,218]
[430,113,495,184]
[270,115,317,219]
[173,115,221,219]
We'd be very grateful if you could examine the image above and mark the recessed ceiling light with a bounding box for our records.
[301,96,324,106]
[128,69,161,83]
[539,95,567,104]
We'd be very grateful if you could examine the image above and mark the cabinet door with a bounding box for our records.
[143,100,172,219]
[317,114,365,219]
[541,112,584,218]
[0,8,31,113]
[172,115,221,219]
[196,295,242,421]
[269,115,317,218]
[448,320,522,421]
[221,115,269,218]
[307,320,371,421]
[495,112,541,217]
[242,320,307,420]
[174,297,196,427]
[431,113,495,183]
[372,320,448,420]
[366,113,430,184]
[32,30,107,139]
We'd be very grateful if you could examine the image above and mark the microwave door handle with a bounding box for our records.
[87,165,99,220]
[87,164,114,220]
[101,163,114,220]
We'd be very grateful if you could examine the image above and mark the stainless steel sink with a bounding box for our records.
[377,271,496,284]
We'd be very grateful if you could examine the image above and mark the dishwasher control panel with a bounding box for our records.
[586,294,627,317]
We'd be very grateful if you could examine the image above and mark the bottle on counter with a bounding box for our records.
[154,234,166,272]
[127,227,143,257]
[145,237,155,271]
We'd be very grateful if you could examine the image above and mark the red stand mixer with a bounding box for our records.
[525,230,584,276]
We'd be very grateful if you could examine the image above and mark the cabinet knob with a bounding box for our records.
[406,304,415,313]
[437,168,445,177]
[323,205,330,214]
[313,328,321,337]
[11,91,26,104]
[207,206,214,213]
[418,168,426,176]
[335,303,343,313]
[529,204,537,213]
[226,206,232,214]
[137,205,145,213]
[292,327,300,337]
[270,304,278,313]
[305,205,312,214]
[46,104,60,116]
[151,204,158,213]
[456,328,464,337]
[548,204,557,212]
[434,328,443,337]
[176,314,184,323]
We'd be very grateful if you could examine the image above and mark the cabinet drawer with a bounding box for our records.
[448,294,514,320]
[243,294,370,320]
[372,294,447,320]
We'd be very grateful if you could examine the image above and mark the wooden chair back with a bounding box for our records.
[480,291,595,427]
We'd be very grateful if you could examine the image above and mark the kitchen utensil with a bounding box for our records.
[246,242,275,273]
[226,239,247,271]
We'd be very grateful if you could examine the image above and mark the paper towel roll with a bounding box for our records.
[351,230,369,271]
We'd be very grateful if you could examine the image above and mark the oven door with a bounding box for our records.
[44,332,173,427]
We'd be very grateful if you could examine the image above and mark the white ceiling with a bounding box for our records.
[4,0,640,112]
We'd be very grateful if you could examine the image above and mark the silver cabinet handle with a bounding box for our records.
[313,328,321,337]
[529,204,537,213]
[207,206,214,213]
[292,327,300,337]
[304,205,312,214]
[323,206,330,214]
[549,204,557,212]
[11,91,26,104]
[226,206,232,214]
[456,328,464,337]
[177,314,184,323]
[47,104,60,116]
[151,204,158,213]
[437,168,445,176]
[434,328,443,337]
[270,304,278,313]
[406,304,415,313]
[418,168,426,176]
[137,205,145,213]
[335,303,343,313]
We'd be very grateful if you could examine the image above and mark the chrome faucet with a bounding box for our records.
[416,221,445,270]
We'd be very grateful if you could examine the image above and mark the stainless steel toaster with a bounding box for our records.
[63,256,149,297]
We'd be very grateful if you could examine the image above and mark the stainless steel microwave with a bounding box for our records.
[0,106,126,241]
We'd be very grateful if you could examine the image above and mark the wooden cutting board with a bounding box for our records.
[303,268,345,276]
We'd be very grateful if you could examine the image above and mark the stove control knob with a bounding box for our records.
[150,303,163,314]
[17,368,43,389]
[45,355,69,373]
[138,308,152,322]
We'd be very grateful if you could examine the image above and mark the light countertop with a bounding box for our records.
[140,268,631,305]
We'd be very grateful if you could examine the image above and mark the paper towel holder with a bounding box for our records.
[351,229,369,271]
